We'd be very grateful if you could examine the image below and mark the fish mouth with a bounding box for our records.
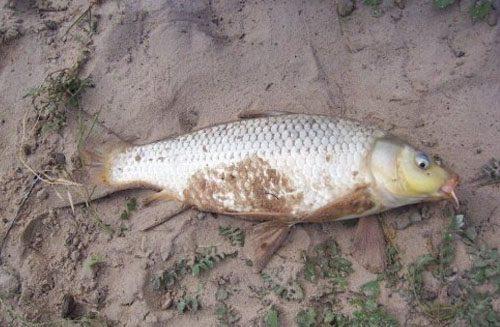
[439,173,460,208]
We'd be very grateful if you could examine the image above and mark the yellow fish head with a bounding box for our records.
[370,137,459,208]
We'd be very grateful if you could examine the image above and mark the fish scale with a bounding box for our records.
[107,114,386,220]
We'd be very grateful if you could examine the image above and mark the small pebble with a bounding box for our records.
[394,0,405,9]
[93,287,107,305]
[161,293,173,310]
[390,10,403,21]
[0,266,20,297]
[36,188,49,200]
[421,289,437,301]
[70,250,80,262]
[44,20,58,30]
[487,10,498,27]
[409,211,422,223]
[336,0,355,17]
[395,216,412,230]
[447,279,462,298]
[51,152,66,166]
[61,294,76,318]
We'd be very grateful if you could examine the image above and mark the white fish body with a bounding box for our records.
[102,114,391,222]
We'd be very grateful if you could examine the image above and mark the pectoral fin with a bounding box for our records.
[351,217,387,274]
[245,221,292,271]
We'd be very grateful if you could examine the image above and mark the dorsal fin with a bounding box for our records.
[237,110,295,120]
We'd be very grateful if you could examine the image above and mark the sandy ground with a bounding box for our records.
[0,0,499,326]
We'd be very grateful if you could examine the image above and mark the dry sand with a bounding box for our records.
[0,0,499,326]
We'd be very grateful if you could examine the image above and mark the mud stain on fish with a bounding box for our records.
[304,184,376,223]
[183,156,303,216]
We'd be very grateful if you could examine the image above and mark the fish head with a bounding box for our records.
[370,137,459,207]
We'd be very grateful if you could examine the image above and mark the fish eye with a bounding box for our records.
[415,152,431,170]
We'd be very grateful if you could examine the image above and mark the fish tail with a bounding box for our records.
[79,141,129,187]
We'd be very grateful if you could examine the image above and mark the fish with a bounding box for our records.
[82,112,459,269]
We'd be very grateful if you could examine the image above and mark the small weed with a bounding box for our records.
[407,254,436,299]
[458,291,499,326]
[363,0,382,17]
[177,294,200,314]
[152,258,189,291]
[434,0,456,9]
[349,280,398,326]
[363,0,381,7]
[322,309,350,326]
[153,248,236,292]
[295,279,395,326]
[436,231,456,279]
[84,254,104,270]
[406,211,500,324]
[264,306,279,327]
[25,68,93,134]
[384,244,402,287]
[296,307,317,327]
[215,287,230,301]
[470,0,493,21]
[120,198,137,220]
[94,217,114,236]
[422,302,458,323]
[191,247,237,277]
[302,239,353,291]
[219,225,245,247]
[479,158,500,186]
[76,112,99,152]
[215,302,240,326]
[261,273,304,301]
[467,245,499,289]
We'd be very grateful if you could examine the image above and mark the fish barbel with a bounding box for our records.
[95,113,459,223]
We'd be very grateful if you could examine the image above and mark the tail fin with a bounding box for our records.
[78,141,129,187]
[46,112,132,208]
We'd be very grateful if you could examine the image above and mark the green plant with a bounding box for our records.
[384,244,402,287]
[470,1,493,21]
[215,302,240,326]
[434,0,456,9]
[264,306,279,327]
[25,68,93,134]
[349,280,398,326]
[152,247,237,293]
[120,198,138,220]
[405,212,500,324]
[152,259,189,291]
[296,308,317,327]
[459,291,499,326]
[407,254,436,299]
[219,225,245,247]
[177,294,200,314]
[468,245,499,289]
[84,254,104,270]
[363,0,381,7]
[261,273,304,301]
[302,239,353,291]
[191,247,237,277]
[479,158,500,186]
[322,309,350,326]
